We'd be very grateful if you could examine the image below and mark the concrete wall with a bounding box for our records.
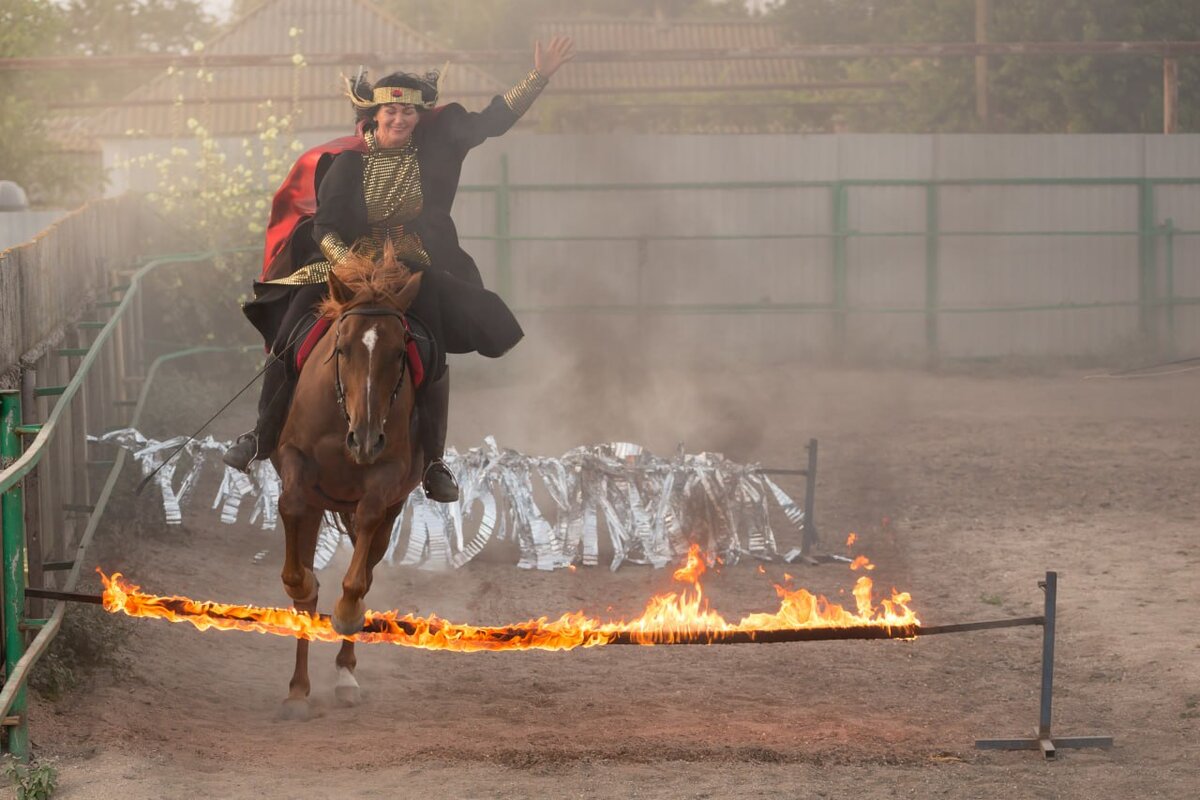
[102,132,1200,364]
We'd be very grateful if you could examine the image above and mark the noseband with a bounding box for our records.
[327,307,411,427]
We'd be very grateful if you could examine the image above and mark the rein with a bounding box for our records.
[327,306,411,427]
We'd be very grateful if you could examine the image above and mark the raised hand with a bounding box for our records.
[534,35,575,78]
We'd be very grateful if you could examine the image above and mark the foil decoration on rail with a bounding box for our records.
[92,431,806,573]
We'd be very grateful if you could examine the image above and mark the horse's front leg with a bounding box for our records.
[276,447,322,721]
[333,499,403,706]
[331,488,402,636]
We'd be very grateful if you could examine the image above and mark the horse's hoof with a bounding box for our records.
[335,684,360,707]
[332,599,365,636]
[277,697,314,722]
[331,612,364,637]
[335,666,360,707]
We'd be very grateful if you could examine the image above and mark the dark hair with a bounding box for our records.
[353,71,439,130]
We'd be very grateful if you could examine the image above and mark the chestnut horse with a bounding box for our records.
[271,251,424,720]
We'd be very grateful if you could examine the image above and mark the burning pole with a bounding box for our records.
[27,568,1115,759]
[21,585,1036,645]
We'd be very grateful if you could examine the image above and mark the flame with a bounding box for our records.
[849,555,875,571]
[99,545,918,652]
[846,532,857,547]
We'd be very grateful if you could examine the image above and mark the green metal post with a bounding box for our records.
[831,183,848,357]
[1137,181,1158,351]
[0,390,29,760]
[925,183,940,367]
[495,154,513,303]
[1163,218,1176,359]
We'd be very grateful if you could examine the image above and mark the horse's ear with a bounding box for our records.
[328,270,353,306]
[396,271,423,311]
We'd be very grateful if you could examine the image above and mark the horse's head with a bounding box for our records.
[320,250,423,465]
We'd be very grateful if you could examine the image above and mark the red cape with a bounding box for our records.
[259,133,366,281]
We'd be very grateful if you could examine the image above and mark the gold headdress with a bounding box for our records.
[342,70,437,109]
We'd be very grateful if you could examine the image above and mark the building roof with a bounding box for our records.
[532,18,811,92]
[90,0,505,140]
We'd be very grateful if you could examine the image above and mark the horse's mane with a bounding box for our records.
[318,242,414,320]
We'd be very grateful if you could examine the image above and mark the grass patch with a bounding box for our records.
[3,757,58,800]
[29,604,131,702]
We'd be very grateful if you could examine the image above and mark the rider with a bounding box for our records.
[226,37,576,502]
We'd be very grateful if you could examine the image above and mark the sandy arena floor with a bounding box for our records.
[17,363,1200,799]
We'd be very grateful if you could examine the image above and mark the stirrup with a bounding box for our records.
[222,431,261,472]
[422,458,459,503]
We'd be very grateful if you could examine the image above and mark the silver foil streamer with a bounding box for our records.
[93,431,808,572]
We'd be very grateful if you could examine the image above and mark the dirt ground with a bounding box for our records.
[16,361,1200,799]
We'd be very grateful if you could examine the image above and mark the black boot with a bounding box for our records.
[223,356,296,472]
[418,369,458,502]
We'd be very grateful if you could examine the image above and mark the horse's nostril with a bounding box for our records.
[346,431,357,448]
[375,433,386,450]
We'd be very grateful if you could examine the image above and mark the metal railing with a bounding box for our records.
[0,249,256,760]
[461,159,1200,362]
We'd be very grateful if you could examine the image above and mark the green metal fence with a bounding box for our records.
[0,250,256,760]
[2,169,1198,758]
[461,157,1200,361]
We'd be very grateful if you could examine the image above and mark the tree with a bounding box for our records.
[1,1,218,206]
[771,0,1199,133]
[0,1,78,204]
[56,1,218,100]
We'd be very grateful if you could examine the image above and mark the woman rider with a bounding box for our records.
[225,36,576,502]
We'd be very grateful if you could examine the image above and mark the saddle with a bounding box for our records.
[293,313,432,388]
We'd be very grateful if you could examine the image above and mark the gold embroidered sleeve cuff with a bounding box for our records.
[319,232,351,265]
[502,69,549,118]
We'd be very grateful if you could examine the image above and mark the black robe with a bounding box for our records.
[244,96,525,363]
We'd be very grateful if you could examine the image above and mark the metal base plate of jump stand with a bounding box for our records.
[770,439,827,565]
[975,572,1114,759]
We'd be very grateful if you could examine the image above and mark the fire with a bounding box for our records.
[99,545,919,652]
[849,555,876,571]
[846,532,857,547]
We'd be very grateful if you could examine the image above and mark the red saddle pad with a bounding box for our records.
[296,317,424,388]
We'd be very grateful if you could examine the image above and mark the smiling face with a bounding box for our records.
[373,103,419,148]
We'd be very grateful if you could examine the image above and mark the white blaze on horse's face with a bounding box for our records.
[362,326,378,424]
[341,316,408,466]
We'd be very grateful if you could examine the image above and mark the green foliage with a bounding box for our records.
[3,0,218,206]
[29,605,131,702]
[0,2,81,205]
[125,107,304,249]
[116,105,302,342]
[2,757,58,800]
[112,34,309,344]
[772,0,1199,132]
[56,0,218,101]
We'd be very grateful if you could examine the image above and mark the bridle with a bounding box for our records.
[326,306,411,427]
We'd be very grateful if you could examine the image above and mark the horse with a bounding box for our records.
[271,249,424,721]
